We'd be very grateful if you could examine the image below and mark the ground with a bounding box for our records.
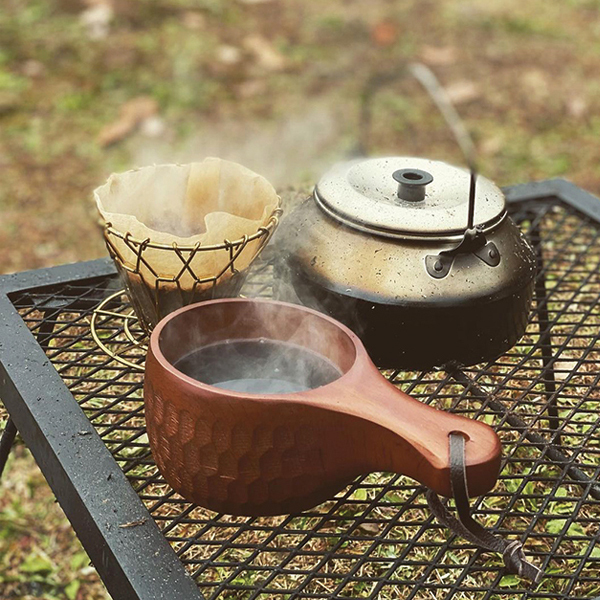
[1,0,600,598]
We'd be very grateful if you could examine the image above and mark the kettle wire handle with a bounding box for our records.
[357,62,479,171]
[409,63,479,229]
[408,63,478,174]
[357,62,480,229]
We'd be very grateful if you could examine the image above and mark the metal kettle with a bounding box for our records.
[277,155,536,369]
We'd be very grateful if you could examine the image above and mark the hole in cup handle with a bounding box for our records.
[448,430,471,442]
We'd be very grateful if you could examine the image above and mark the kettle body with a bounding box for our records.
[277,157,536,369]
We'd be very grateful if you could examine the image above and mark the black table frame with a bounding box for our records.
[1,179,599,600]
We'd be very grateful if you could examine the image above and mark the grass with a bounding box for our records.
[0,445,109,600]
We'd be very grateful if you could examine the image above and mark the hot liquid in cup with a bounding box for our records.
[174,338,342,394]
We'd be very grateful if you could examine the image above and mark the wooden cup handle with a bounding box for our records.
[329,362,502,498]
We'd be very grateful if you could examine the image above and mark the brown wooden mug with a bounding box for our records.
[144,299,501,516]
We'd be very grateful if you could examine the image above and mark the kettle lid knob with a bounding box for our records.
[392,168,434,202]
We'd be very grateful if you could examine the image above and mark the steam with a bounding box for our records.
[174,338,342,395]
[269,187,367,340]
[131,101,346,191]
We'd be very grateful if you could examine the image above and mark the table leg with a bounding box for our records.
[0,307,59,480]
[530,218,562,445]
[0,418,17,479]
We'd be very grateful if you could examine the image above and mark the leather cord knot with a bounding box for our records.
[426,432,543,585]
[503,540,526,573]
[502,540,543,583]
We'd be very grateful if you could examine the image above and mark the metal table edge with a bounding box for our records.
[0,257,117,295]
[0,283,202,599]
[503,178,600,225]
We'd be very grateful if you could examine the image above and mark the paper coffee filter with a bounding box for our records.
[94,158,280,289]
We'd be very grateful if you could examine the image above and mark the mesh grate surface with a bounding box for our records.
[9,202,600,600]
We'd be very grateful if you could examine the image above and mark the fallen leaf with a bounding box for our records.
[236,79,268,99]
[97,118,134,147]
[98,96,159,147]
[182,11,206,30]
[566,96,588,119]
[371,21,399,47]
[445,80,481,105]
[119,518,147,529]
[119,96,159,123]
[216,44,243,66]
[520,69,550,101]
[243,35,287,71]
[0,92,21,114]
[420,45,457,66]
[357,522,380,535]
[480,135,504,156]
[553,360,578,381]
[140,115,166,138]
[79,2,113,40]
[22,59,45,78]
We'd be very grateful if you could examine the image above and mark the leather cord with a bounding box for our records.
[426,433,543,584]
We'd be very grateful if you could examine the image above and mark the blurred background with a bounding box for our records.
[1,0,599,597]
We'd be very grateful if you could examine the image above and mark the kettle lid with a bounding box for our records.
[314,156,506,240]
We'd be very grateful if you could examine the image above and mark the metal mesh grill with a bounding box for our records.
[9,202,600,600]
